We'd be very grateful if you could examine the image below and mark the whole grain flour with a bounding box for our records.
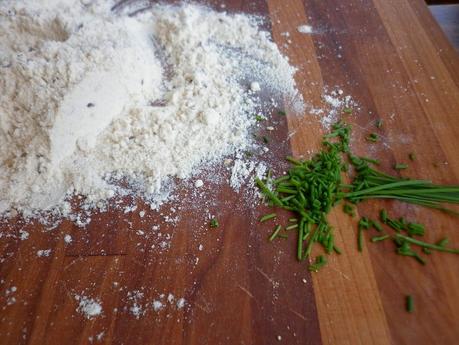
[0,0,301,219]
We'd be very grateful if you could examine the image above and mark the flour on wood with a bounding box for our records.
[0,0,301,220]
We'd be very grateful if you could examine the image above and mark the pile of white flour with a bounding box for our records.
[0,0,300,218]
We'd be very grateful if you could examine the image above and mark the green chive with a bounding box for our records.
[360,157,380,165]
[358,217,371,230]
[297,219,304,260]
[210,218,219,228]
[394,163,408,170]
[343,203,355,217]
[333,245,342,254]
[254,120,459,275]
[407,223,425,236]
[255,178,283,206]
[380,209,388,223]
[406,295,414,313]
[259,213,277,222]
[371,234,390,242]
[343,108,352,114]
[376,119,383,128]
[422,247,432,255]
[371,220,383,232]
[278,110,286,116]
[358,227,364,252]
[366,133,379,142]
[269,225,283,241]
[255,115,265,121]
[408,153,416,161]
[286,223,299,230]
[436,238,449,247]
[395,234,459,254]
[262,136,269,144]
[285,156,302,165]
[308,255,327,272]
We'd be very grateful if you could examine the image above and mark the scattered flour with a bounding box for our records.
[297,25,313,34]
[5,286,17,306]
[176,298,186,309]
[152,300,163,312]
[0,0,300,220]
[127,290,145,319]
[75,295,103,319]
[19,229,29,240]
[230,157,268,192]
[64,234,72,243]
[307,88,357,129]
[36,249,51,257]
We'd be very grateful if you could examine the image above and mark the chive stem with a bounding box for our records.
[406,295,414,313]
[269,225,283,242]
[395,234,459,254]
[259,213,277,222]
[371,234,390,242]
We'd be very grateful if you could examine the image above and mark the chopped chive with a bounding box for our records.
[357,217,371,252]
[371,234,390,242]
[343,203,355,217]
[366,133,379,142]
[273,175,289,184]
[255,115,265,121]
[255,178,283,206]
[267,169,273,180]
[285,156,302,165]
[406,295,414,313]
[395,234,459,254]
[422,247,432,255]
[297,219,304,260]
[343,107,352,114]
[380,209,388,223]
[371,220,383,232]
[254,120,459,281]
[358,217,371,230]
[210,218,219,228]
[286,223,299,230]
[262,136,269,144]
[288,218,298,223]
[407,223,425,236]
[408,153,416,161]
[394,163,408,170]
[259,213,277,222]
[308,255,327,272]
[278,234,288,239]
[277,110,286,116]
[436,238,449,247]
[376,119,383,128]
[358,227,364,252]
[269,225,282,241]
[396,241,426,265]
[360,157,380,165]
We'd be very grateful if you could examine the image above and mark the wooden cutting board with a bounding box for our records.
[1,0,458,344]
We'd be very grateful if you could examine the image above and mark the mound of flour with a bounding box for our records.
[0,0,300,218]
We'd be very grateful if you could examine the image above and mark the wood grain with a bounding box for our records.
[1,0,458,344]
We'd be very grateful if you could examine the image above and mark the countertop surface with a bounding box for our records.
[1,0,458,344]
